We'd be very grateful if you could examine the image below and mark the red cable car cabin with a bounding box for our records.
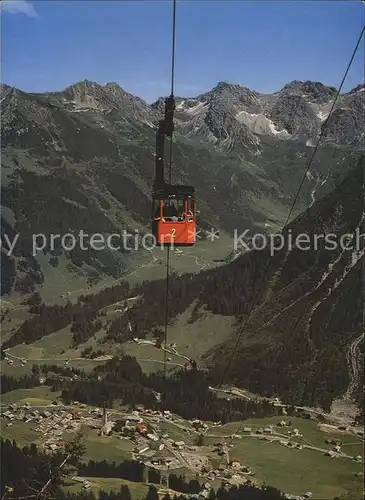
[152,184,196,246]
[151,97,196,246]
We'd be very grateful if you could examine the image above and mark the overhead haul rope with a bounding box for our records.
[160,0,176,488]
[216,24,365,466]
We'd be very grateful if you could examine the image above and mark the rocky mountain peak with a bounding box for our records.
[282,80,337,104]
[60,80,108,110]
[0,83,16,103]
[64,79,102,93]
[53,79,155,125]
[105,81,123,90]
[347,83,365,95]
[104,82,129,99]
[213,81,239,92]
[201,81,258,101]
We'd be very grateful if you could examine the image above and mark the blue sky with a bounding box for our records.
[1,0,364,102]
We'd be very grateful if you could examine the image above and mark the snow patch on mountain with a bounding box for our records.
[236,110,290,138]
[185,101,208,117]
[176,100,186,110]
[317,110,329,121]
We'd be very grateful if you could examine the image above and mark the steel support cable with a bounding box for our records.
[216,24,365,467]
[160,0,177,488]
[219,23,365,388]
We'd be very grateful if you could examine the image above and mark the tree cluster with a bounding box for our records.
[79,459,202,495]
[2,281,130,349]
[57,356,279,423]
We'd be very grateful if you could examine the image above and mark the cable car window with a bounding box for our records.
[163,200,177,219]
[176,199,185,220]
[163,199,184,221]
[187,199,194,218]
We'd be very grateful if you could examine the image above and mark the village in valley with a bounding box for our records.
[2,390,363,500]
[1,325,364,499]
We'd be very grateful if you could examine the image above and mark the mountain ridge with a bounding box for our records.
[3,77,364,146]
[1,77,363,298]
